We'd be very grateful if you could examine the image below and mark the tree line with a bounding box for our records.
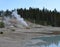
[0,7,60,27]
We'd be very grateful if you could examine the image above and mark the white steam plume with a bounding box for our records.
[11,10,29,27]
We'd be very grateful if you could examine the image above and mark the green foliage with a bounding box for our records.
[0,22,5,28]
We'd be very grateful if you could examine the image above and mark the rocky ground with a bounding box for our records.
[0,21,60,47]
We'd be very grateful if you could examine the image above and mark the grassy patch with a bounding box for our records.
[0,22,5,28]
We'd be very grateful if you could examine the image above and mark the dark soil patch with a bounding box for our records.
[50,31,60,35]
[0,32,3,34]
[24,31,60,35]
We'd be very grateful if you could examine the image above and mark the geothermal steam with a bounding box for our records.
[11,10,29,27]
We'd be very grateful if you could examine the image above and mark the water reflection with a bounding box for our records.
[26,35,60,47]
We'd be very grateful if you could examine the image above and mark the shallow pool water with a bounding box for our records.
[25,35,60,47]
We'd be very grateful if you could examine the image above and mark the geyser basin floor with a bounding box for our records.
[0,25,60,47]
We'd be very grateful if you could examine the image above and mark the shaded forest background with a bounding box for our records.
[0,7,60,27]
